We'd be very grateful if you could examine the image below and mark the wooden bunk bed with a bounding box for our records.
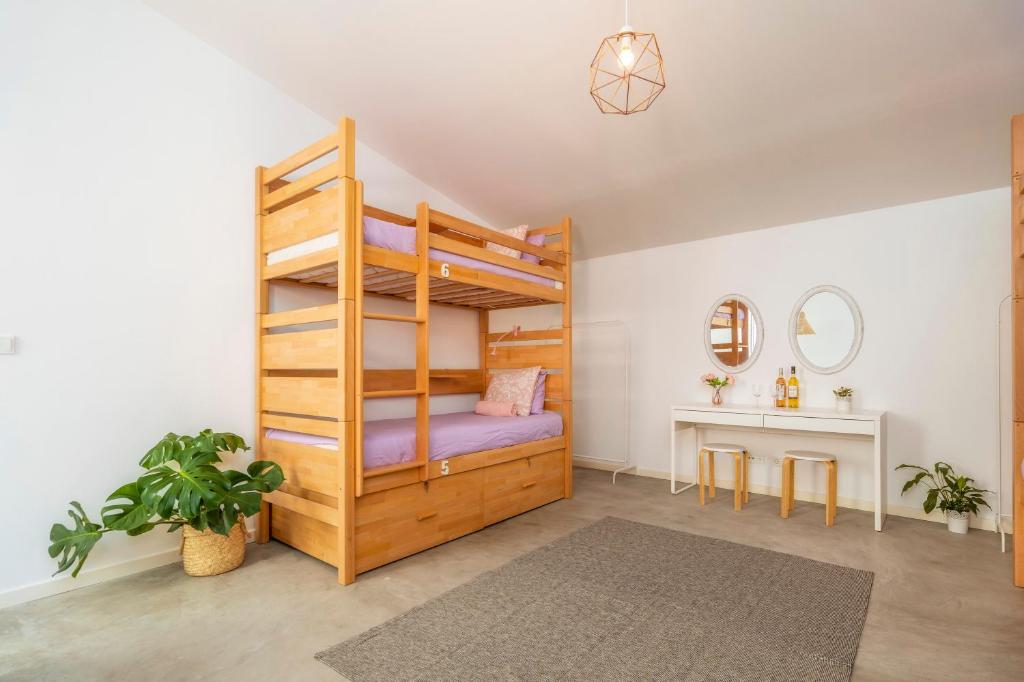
[254,118,573,584]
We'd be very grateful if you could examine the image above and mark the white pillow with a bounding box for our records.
[484,366,542,416]
[485,224,529,259]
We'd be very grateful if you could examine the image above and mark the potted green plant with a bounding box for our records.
[49,430,283,578]
[895,461,990,534]
[833,386,853,413]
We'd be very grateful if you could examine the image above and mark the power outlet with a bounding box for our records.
[0,336,14,354]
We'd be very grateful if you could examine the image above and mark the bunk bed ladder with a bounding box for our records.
[354,200,431,495]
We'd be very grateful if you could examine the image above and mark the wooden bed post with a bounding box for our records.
[479,309,489,398]
[415,202,431,481]
[561,216,573,499]
[337,117,357,585]
[255,166,271,544]
[1012,113,1024,587]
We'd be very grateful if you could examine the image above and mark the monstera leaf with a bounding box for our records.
[139,449,228,520]
[101,482,154,532]
[139,430,249,469]
[247,460,284,493]
[49,502,103,577]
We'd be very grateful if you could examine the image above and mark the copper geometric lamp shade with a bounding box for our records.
[589,2,665,115]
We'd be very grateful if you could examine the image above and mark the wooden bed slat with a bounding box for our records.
[486,329,563,342]
[262,329,337,370]
[428,261,564,303]
[271,507,337,565]
[264,162,341,212]
[426,438,565,478]
[364,369,484,396]
[429,209,565,264]
[363,245,418,273]
[260,438,338,497]
[265,132,338,184]
[266,489,338,527]
[261,186,339,254]
[262,304,338,328]
[263,247,337,280]
[487,343,563,369]
[261,413,339,438]
[428,234,565,282]
[261,376,338,418]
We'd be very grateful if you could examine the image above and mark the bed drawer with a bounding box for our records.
[763,414,875,436]
[483,449,564,526]
[354,469,484,573]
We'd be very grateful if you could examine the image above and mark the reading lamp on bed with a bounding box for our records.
[491,325,521,355]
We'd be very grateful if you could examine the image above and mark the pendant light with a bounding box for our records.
[589,0,666,115]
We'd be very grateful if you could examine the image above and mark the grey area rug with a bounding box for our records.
[316,517,873,681]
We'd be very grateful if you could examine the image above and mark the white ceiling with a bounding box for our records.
[146,0,1024,260]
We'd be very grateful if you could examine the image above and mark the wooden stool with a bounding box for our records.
[780,450,838,527]
[697,443,750,511]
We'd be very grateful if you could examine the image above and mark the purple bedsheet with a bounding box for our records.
[266,410,563,469]
[363,216,555,287]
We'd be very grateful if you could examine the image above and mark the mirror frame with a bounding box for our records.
[703,294,764,374]
[788,285,864,375]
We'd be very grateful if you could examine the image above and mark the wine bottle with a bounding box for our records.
[775,367,786,408]
[787,365,800,409]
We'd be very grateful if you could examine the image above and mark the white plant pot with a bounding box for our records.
[835,398,851,414]
[946,511,969,534]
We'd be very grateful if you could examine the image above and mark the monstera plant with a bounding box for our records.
[49,430,283,577]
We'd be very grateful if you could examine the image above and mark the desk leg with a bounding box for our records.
[874,423,887,531]
[670,419,696,495]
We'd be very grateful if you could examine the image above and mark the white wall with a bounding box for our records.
[0,0,480,603]
[496,189,1011,526]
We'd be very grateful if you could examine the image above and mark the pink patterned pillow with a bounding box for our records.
[530,370,547,414]
[485,224,528,259]
[484,365,542,416]
[520,232,545,265]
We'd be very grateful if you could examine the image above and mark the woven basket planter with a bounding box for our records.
[181,516,246,576]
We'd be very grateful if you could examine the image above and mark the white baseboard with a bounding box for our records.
[0,523,258,610]
[573,457,1009,533]
[0,548,182,610]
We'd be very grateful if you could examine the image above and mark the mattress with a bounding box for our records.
[266,410,564,470]
[266,216,558,287]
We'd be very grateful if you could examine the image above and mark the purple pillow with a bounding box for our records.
[520,232,545,265]
[530,370,547,414]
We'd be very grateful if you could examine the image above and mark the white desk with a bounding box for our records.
[669,404,887,531]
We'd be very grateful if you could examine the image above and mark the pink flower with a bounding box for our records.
[725,374,735,385]
[700,373,715,383]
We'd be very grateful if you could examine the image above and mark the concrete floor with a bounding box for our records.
[2,468,1023,681]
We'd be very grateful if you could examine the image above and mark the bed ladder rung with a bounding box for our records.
[362,312,424,323]
[364,389,424,399]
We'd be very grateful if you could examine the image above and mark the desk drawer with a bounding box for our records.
[672,409,762,428]
[763,414,874,436]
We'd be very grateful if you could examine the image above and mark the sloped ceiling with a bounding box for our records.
[145,0,1024,259]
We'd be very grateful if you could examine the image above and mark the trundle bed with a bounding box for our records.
[255,117,573,584]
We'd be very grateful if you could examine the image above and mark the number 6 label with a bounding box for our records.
[440,263,450,278]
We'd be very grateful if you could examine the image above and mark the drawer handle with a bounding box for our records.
[416,511,438,522]
[521,481,537,489]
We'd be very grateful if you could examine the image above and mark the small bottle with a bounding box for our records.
[787,365,800,409]
[775,367,786,408]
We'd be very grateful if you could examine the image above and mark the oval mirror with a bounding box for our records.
[789,285,863,374]
[704,294,763,373]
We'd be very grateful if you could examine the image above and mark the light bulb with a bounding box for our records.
[618,29,635,70]
[619,46,635,69]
